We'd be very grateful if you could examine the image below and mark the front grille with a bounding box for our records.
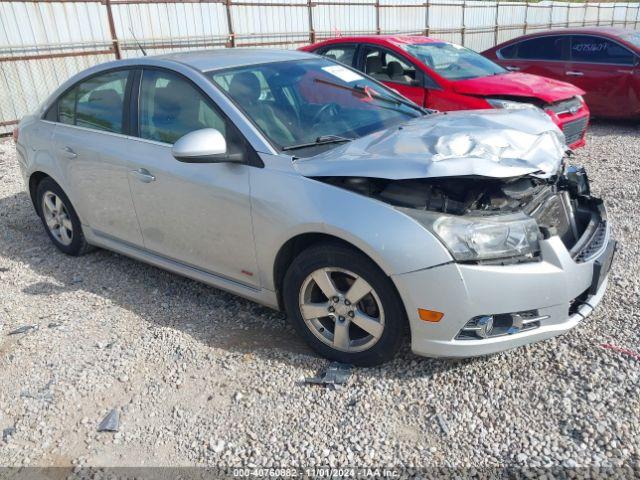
[547,96,583,115]
[562,116,588,146]
[574,220,607,263]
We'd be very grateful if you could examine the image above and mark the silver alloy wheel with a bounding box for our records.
[41,191,73,246]
[299,267,385,353]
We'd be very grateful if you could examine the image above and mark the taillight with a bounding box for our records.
[12,127,19,143]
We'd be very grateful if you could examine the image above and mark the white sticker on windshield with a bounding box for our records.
[322,65,364,83]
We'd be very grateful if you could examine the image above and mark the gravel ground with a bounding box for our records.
[0,122,638,472]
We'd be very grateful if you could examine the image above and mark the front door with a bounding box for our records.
[127,68,260,287]
[497,34,570,82]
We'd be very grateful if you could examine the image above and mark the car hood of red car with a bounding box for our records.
[452,72,584,104]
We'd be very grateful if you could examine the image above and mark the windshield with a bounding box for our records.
[208,58,422,155]
[622,32,640,49]
[402,42,506,80]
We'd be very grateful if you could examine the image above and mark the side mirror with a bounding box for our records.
[172,128,241,163]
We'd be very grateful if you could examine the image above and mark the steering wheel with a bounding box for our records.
[311,103,340,125]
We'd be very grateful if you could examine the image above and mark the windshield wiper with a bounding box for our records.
[282,135,353,151]
[314,78,429,115]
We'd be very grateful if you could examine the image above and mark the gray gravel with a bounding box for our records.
[0,122,638,470]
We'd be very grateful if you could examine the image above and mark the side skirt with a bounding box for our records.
[84,227,280,310]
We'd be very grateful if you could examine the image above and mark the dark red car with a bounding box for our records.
[483,27,640,120]
[301,35,589,149]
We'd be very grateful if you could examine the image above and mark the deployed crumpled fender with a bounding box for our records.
[293,108,567,180]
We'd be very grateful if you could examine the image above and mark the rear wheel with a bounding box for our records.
[283,243,406,366]
[36,177,92,256]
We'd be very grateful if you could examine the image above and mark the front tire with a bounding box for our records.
[283,243,406,366]
[36,177,92,256]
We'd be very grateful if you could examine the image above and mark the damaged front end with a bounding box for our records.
[295,109,608,267]
[314,165,606,266]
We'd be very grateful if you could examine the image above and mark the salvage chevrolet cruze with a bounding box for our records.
[14,49,615,365]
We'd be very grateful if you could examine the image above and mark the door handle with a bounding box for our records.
[566,71,584,77]
[130,168,156,183]
[505,65,520,71]
[60,146,77,159]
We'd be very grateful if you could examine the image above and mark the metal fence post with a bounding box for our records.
[104,0,121,59]
[225,0,235,47]
[494,2,499,46]
[461,0,466,46]
[424,0,430,36]
[375,0,381,34]
[524,1,529,34]
[308,0,315,43]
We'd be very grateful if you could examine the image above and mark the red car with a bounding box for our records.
[483,27,640,120]
[301,35,589,149]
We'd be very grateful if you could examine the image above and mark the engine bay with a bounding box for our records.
[315,165,602,255]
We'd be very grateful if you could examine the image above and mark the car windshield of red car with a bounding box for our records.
[402,42,506,80]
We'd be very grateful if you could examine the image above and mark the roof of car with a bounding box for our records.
[155,48,315,72]
[495,26,636,44]
[309,35,444,46]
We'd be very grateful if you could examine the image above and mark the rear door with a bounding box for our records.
[566,35,637,117]
[358,45,426,106]
[497,35,569,81]
[48,68,144,246]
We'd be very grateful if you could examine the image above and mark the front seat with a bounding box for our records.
[365,56,390,81]
[228,72,296,146]
[386,61,413,84]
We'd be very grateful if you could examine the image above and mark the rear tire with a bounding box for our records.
[283,243,406,366]
[36,177,92,256]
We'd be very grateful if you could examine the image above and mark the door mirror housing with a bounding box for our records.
[172,128,241,163]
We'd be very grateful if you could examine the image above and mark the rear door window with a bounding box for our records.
[570,35,635,65]
[515,36,568,61]
[55,70,130,134]
[318,45,357,66]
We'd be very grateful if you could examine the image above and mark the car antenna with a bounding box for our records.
[129,27,147,56]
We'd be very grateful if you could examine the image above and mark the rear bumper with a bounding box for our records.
[393,205,614,358]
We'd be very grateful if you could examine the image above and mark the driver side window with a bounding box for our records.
[363,47,417,85]
[139,69,228,144]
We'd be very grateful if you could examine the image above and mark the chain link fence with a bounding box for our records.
[1,0,640,134]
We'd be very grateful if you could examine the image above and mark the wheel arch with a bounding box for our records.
[28,171,52,213]
[273,232,398,312]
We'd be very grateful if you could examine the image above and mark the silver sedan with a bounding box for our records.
[14,49,615,365]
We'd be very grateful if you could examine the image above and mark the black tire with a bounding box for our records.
[35,177,92,256]
[283,242,407,366]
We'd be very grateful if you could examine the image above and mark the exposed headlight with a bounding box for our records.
[486,98,536,110]
[400,208,541,262]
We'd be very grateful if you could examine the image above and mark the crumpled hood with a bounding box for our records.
[453,72,584,104]
[294,108,567,180]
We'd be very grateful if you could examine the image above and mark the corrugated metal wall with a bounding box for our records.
[1,0,639,133]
